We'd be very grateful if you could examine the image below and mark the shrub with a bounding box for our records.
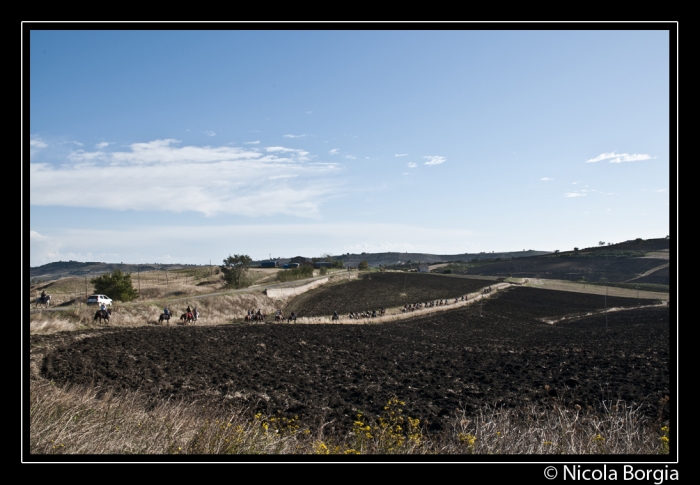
[90,270,139,302]
[276,266,314,282]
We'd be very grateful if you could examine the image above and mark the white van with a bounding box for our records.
[87,294,113,306]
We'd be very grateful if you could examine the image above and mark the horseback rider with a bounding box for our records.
[164,306,170,317]
[193,307,198,320]
[40,290,46,302]
[100,303,107,317]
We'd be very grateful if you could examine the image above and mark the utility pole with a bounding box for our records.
[605,284,608,331]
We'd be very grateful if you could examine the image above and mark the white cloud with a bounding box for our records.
[305,111,312,114]
[30,223,479,266]
[30,136,48,156]
[564,192,587,197]
[283,134,308,139]
[540,177,553,181]
[395,154,408,157]
[402,172,410,176]
[329,148,339,155]
[408,162,417,168]
[345,155,356,160]
[424,156,446,166]
[95,142,110,149]
[31,139,342,217]
[585,151,652,163]
[204,131,216,137]
[245,140,260,145]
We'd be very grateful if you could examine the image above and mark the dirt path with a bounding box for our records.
[291,282,511,325]
[519,278,668,300]
[625,262,670,282]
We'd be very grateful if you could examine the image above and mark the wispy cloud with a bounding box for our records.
[31,139,341,217]
[283,134,309,139]
[564,192,587,197]
[95,142,110,149]
[424,156,446,166]
[586,152,652,163]
[204,131,216,137]
[329,148,339,155]
[402,172,410,176]
[30,136,48,155]
[395,153,408,157]
[305,111,312,115]
[345,155,356,160]
[408,162,417,168]
[540,177,553,181]
[245,140,260,145]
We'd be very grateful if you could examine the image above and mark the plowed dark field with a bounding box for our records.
[458,256,668,283]
[36,286,670,435]
[635,266,670,285]
[286,273,497,316]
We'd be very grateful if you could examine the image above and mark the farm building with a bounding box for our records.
[260,261,278,268]
[418,263,430,273]
[282,263,300,269]
[290,256,308,264]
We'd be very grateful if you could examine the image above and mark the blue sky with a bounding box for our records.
[27,28,672,266]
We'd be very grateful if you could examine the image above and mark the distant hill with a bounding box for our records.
[435,237,670,283]
[29,261,206,283]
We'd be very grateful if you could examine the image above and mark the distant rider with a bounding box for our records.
[164,306,170,317]
[41,290,47,303]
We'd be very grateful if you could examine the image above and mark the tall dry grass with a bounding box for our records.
[28,291,292,334]
[28,378,669,455]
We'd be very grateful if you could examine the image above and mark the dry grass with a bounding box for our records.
[28,379,669,455]
[518,278,669,300]
[28,291,292,334]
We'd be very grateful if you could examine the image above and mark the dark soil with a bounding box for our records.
[635,266,670,285]
[36,286,670,435]
[457,256,668,283]
[286,273,496,316]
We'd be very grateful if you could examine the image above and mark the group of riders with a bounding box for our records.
[162,305,199,322]
[347,308,385,319]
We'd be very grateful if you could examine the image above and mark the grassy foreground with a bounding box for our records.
[29,379,669,455]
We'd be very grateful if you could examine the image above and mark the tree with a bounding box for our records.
[358,260,369,271]
[599,241,605,246]
[573,247,579,252]
[90,269,139,302]
[221,254,253,288]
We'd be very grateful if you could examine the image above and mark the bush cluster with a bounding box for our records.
[276,266,314,282]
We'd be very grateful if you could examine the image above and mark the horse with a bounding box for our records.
[275,313,284,322]
[158,313,171,325]
[332,313,339,322]
[93,309,112,324]
[180,312,195,325]
[35,294,51,308]
[287,314,297,323]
